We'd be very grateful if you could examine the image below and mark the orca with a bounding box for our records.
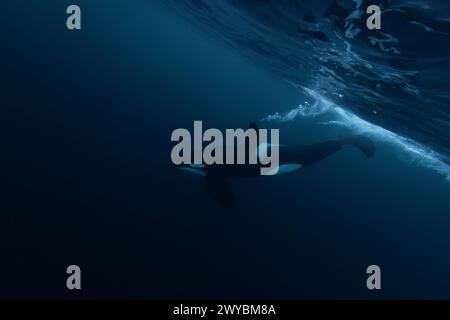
[178,122,376,207]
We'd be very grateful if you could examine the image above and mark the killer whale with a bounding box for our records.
[179,122,376,207]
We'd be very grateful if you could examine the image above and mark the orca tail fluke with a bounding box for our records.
[344,135,376,158]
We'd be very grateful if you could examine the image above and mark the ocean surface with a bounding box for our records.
[164,0,450,180]
[2,0,450,299]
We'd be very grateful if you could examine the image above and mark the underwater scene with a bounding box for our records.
[2,0,450,299]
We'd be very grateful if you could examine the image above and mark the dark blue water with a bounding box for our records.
[2,0,450,299]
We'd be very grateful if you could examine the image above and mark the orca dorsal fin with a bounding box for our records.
[248,121,258,131]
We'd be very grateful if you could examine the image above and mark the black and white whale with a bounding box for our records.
[179,122,376,207]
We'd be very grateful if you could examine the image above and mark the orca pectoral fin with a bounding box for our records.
[205,175,236,208]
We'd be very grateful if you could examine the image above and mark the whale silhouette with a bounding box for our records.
[179,122,376,207]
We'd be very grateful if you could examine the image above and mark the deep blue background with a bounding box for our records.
[2,0,450,299]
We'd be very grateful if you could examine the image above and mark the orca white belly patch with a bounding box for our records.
[268,163,302,175]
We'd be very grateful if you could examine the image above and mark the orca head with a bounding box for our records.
[179,164,207,177]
